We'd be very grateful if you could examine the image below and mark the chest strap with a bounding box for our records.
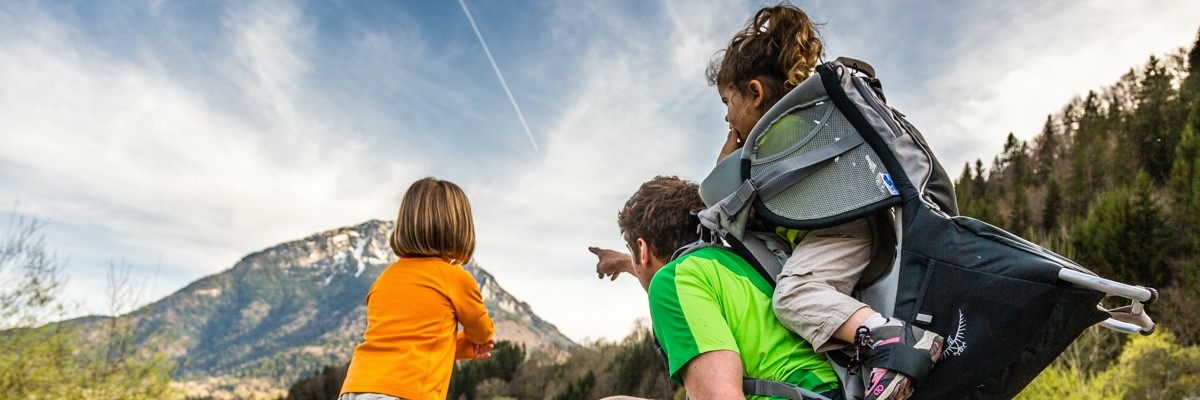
[742,378,834,400]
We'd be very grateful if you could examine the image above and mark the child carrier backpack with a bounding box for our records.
[692,57,1158,400]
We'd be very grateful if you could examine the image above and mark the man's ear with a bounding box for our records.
[747,79,768,109]
[635,238,651,267]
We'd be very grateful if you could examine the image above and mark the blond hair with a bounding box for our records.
[389,177,475,265]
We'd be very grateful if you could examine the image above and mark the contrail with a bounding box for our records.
[458,0,540,152]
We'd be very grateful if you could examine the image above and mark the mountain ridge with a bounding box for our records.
[82,220,575,396]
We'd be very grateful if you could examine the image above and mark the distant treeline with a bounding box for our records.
[284,324,675,400]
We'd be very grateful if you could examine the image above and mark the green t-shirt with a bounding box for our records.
[648,247,838,397]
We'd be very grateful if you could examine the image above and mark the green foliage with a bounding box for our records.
[1009,183,1032,237]
[1157,256,1200,346]
[1168,102,1200,248]
[552,371,595,400]
[954,160,1001,224]
[1034,115,1061,181]
[1021,330,1200,399]
[448,341,527,400]
[1071,173,1174,287]
[1041,180,1063,235]
[605,321,672,398]
[1016,364,1124,400]
[1066,91,1110,219]
[285,363,347,400]
[293,322,676,400]
[1106,330,1200,399]
[0,211,179,399]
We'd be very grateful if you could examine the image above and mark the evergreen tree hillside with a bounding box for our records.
[951,27,1200,398]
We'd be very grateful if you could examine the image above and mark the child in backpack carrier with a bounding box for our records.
[707,4,942,399]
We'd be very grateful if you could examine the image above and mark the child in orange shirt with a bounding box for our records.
[340,177,495,400]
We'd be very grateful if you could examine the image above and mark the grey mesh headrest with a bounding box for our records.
[700,148,743,208]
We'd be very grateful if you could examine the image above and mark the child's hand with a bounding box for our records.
[471,341,494,359]
[717,128,744,164]
[589,247,633,281]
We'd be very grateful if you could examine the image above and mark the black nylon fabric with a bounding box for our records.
[890,206,1108,399]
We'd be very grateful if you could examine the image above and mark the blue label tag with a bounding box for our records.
[881,173,900,195]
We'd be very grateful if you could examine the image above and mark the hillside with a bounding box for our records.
[80,220,575,397]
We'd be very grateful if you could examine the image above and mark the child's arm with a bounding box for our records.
[450,268,495,345]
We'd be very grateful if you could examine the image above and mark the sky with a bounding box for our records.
[2,0,1198,343]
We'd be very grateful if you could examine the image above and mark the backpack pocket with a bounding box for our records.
[907,258,1065,399]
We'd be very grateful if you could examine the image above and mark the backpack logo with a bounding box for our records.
[943,309,968,358]
[878,173,900,196]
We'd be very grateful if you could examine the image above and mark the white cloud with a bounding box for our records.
[0,2,417,316]
[896,0,1200,172]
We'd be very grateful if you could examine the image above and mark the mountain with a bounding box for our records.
[101,220,575,397]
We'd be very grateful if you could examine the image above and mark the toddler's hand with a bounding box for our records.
[718,128,743,163]
[589,247,633,281]
[472,341,494,359]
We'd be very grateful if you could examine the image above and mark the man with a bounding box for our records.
[605,176,840,400]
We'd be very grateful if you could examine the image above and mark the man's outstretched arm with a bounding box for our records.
[588,246,634,280]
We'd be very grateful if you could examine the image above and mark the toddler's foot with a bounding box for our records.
[858,318,943,400]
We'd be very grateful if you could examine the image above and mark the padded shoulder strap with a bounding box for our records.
[670,239,719,261]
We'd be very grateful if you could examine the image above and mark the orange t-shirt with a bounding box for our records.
[340,256,495,400]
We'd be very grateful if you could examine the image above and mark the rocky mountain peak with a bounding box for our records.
[104,220,575,396]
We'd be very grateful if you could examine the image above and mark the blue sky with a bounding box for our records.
[2,0,1198,343]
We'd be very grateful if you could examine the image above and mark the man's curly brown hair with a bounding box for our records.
[618,176,706,261]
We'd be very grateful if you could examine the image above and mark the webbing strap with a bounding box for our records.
[863,343,936,383]
[753,133,865,201]
[719,179,759,217]
[743,379,833,400]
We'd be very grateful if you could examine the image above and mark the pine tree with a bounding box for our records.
[1132,56,1179,183]
[285,364,347,400]
[1168,102,1200,247]
[1034,115,1060,181]
[969,160,1000,224]
[553,371,596,400]
[1182,27,1200,103]
[446,341,526,400]
[1072,173,1172,287]
[1042,179,1063,235]
[1066,92,1106,217]
[1010,183,1032,237]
